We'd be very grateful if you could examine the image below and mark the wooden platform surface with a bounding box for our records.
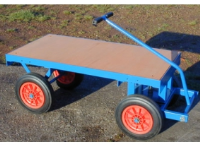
[8,34,180,80]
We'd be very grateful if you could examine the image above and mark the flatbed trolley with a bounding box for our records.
[5,12,199,140]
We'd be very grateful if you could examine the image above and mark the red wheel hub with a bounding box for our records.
[122,105,153,134]
[53,70,75,84]
[20,82,45,109]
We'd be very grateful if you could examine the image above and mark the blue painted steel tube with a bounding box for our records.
[103,16,190,105]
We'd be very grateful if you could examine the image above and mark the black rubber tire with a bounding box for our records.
[15,72,54,114]
[54,71,84,90]
[115,94,163,140]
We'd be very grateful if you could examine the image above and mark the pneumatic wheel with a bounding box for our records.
[53,70,84,90]
[15,72,54,114]
[115,94,163,140]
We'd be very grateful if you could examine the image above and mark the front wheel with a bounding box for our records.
[15,72,54,114]
[115,94,163,140]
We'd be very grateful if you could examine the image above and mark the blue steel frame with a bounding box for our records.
[5,13,198,123]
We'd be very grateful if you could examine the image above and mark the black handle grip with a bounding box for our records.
[92,12,114,26]
[92,17,103,26]
[105,12,113,18]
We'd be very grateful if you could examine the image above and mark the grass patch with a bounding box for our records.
[32,6,45,12]
[27,26,36,30]
[78,30,85,35]
[29,5,36,8]
[125,5,134,9]
[5,7,19,13]
[28,36,39,42]
[16,4,26,9]
[63,10,72,15]
[185,58,192,66]
[143,5,153,10]
[36,14,50,22]
[84,15,93,20]
[157,23,169,31]
[50,10,57,16]
[128,20,133,24]
[105,25,112,30]
[0,5,5,8]
[188,20,197,26]
[0,56,6,64]
[7,9,51,22]
[9,45,17,49]
[112,34,120,40]
[147,31,154,37]
[7,10,35,22]
[140,34,146,40]
[59,20,69,29]
[6,28,18,32]
[93,5,116,13]
[0,14,6,21]
[75,13,82,20]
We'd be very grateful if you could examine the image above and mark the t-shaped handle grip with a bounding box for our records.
[92,12,113,26]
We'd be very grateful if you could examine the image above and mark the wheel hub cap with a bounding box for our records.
[20,82,45,109]
[122,105,153,134]
[29,93,34,99]
[134,117,140,124]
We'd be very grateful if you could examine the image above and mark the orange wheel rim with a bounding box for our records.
[20,82,45,109]
[53,70,75,84]
[122,105,153,134]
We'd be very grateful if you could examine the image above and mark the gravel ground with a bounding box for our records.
[0,64,200,142]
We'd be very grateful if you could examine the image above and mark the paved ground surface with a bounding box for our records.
[0,63,200,142]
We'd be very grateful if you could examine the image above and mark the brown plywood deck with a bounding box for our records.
[8,34,180,80]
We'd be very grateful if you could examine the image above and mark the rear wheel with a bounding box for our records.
[115,94,163,140]
[15,73,53,114]
[53,70,83,90]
